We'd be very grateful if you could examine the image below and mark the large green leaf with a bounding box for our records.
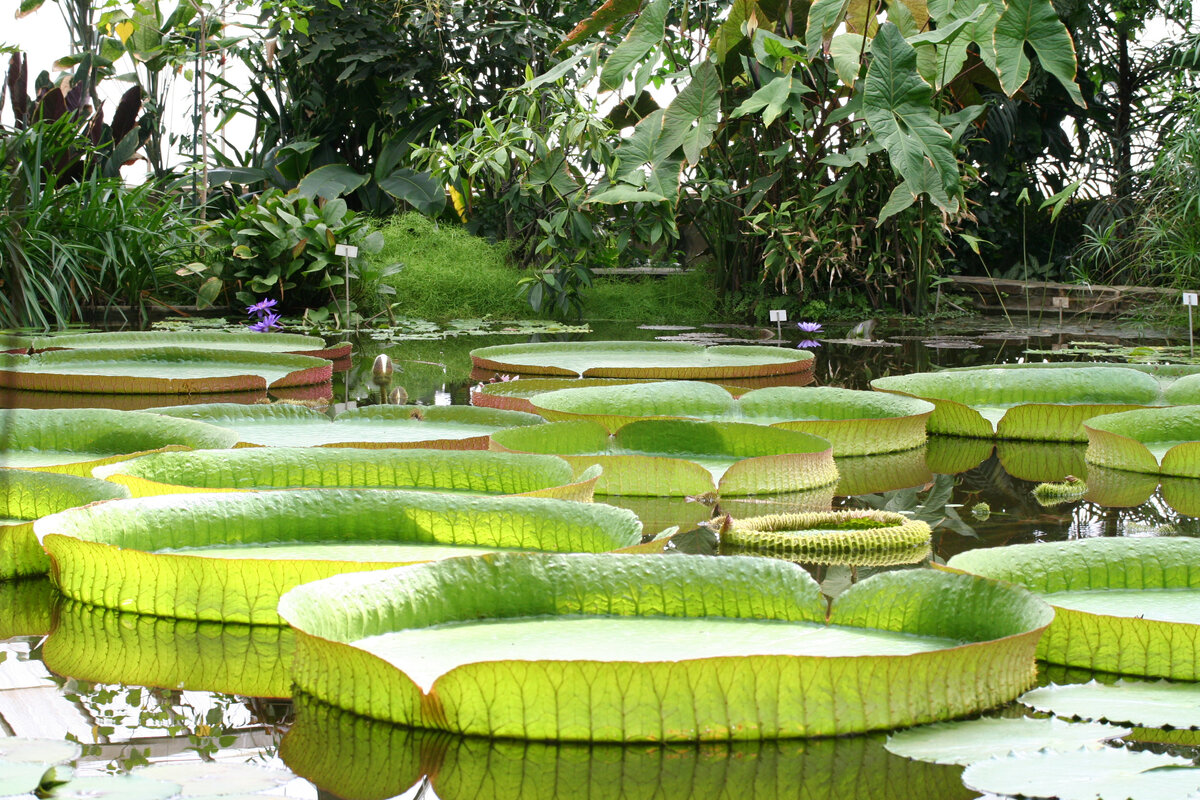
[1,469,129,578]
[151,403,544,449]
[992,0,1084,107]
[297,163,370,200]
[37,490,642,624]
[378,167,447,216]
[599,0,669,90]
[885,716,1129,766]
[472,341,814,380]
[724,510,931,564]
[658,61,721,165]
[962,747,1200,800]
[1085,406,1200,477]
[947,537,1200,679]
[491,418,839,496]
[0,347,332,394]
[472,377,660,414]
[31,330,351,360]
[1021,680,1200,730]
[278,554,1051,740]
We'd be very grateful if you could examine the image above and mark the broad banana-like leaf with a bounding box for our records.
[1085,406,1200,477]
[281,693,974,800]
[278,553,1051,740]
[96,448,596,502]
[992,0,1084,107]
[1,468,129,578]
[947,537,1200,679]
[37,490,642,624]
[151,403,544,449]
[0,347,331,393]
[724,510,932,564]
[31,330,351,360]
[491,418,838,496]
[871,366,1162,440]
[378,167,447,217]
[471,341,814,380]
[297,164,370,200]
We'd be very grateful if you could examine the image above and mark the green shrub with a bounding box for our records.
[580,271,721,325]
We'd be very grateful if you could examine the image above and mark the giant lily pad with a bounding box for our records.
[0,578,55,639]
[0,347,331,393]
[528,381,932,455]
[871,366,1163,440]
[30,330,351,360]
[1085,406,1200,477]
[961,747,1200,800]
[152,403,544,449]
[94,448,597,502]
[723,510,932,565]
[44,601,295,698]
[280,693,973,800]
[947,537,1200,679]
[1,408,237,474]
[472,377,662,413]
[278,553,1051,740]
[884,716,1129,766]
[36,490,642,624]
[1,469,130,578]
[471,341,814,380]
[490,418,838,496]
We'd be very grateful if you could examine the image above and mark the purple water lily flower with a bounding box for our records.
[797,321,823,334]
[248,311,282,332]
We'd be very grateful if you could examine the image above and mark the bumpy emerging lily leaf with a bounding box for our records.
[95,448,595,501]
[723,510,932,564]
[601,490,835,540]
[528,381,932,455]
[44,601,295,698]
[280,694,973,800]
[961,747,1200,800]
[31,330,351,360]
[1,469,129,578]
[0,347,331,393]
[1,408,237,474]
[871,366,1162,440]
[278,553,1051,740]
[1085,406,1200,477]
[37,490,642,624]
[471,341,814,380]
[472,377,660,414]
[153,403,544,449]
[947,537,1200,679]
[491,418,838,496]
[1021,680,1200,730]
[885,716,1129,765]
[0,578,55,639]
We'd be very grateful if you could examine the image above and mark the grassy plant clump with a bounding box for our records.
[581,271,721,325]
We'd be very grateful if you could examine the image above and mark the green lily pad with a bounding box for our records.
[44,601,295,698]
[1,469,130,578]
[0,347,331,394]
[884,716,1129,765]
[490,418,838,496]
[471,341,814,379]
[0,408,237,474]
[0,761,53,796]
[472,377,662,413]
[1085,406,1200,477]
[95,448,596,502]
[947,537,1200,679]
[0,578,56,639]
[872,366,1163,440]
[723,510,932,564]
[31,330,351,360]
[961,747,1200,800]
[133,762,292,796]
[43,774,180,800]
[1021,680,1200,729]
[0,738,81,765]
[152,403,544,449]
[37,490,642,624]
[278,553,1051,740]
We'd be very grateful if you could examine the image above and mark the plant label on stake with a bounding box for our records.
[769,309,787,342]
[1050,295,1069,326]
[1184,292,1199,356]
[335,244,359,329]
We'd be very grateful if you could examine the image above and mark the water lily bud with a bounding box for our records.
[371,354,394,388]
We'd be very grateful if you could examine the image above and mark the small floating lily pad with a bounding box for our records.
[37,489,642,624]
[947,537,1200,679]
[278,553,1051,740]
[0,347,331,393]
[871,366,1162,440]
[884,716,1129,766]
[490,418,838,496]
[723,510,931,564]
[471,341,814,380]
[961,747,1200,800]
[1021,680,1200,730]
[31,330,350,360]
[1085,406,1200,477]
[152,403,544,449]
[1,408,237,474]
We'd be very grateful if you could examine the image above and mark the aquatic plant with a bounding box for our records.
[29,330,351,360]
[1032,476,1088,506]
[1085,406,1200,477]
[722,510,932,564]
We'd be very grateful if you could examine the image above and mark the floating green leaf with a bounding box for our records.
[471,342,814,380]
[471,377,660,414]
[134,762,293,796]
[30,330,351,360]
[38,490,642,624]
[1021,680,1200,730]
[278,553,1051,740]
[42,774,180,800]
[724,510,932,564]
[961,747,1200,800]
[885,716,1128,765]
[1085,406,1200,477]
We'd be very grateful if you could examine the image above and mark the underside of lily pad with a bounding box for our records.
[30,330,351,360]
[152,402,544,449]
[1084,406,1200,477]
[871,366,1162,441]
[722,510,932,565]
[278,552,1051,741]
[36,490,642,624]
[471,342,814,380]
[0,408,238,474]
[947,537,1200,679]
[0,346,332,394]
[95,448,597,501]
[489,418,838,496]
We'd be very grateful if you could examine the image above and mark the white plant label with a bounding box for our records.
[335,244,359,258]
[769,309,788,322]
[1050,296,1069,309]
[1184,292,1199,306]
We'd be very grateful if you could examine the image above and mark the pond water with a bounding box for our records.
[2,315,1198,799]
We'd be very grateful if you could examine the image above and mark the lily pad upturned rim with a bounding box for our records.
[471,341,814,379]
[1084,405,1200,477]
[37,489,643,624]
[723,510,933,562]
[29,330,352,361]
[278,552,1051,741]
[946,537,1200,680]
